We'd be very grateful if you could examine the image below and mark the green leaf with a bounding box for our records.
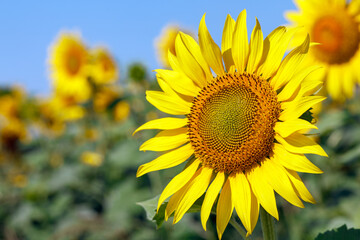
[137,195,205,229]
[299,108,314,123]
[137,195,160,224]
[315,225,360,240]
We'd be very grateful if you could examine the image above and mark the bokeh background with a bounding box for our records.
[1,1,360,240]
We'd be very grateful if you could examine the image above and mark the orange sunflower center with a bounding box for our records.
[187,73,281,174]
[66,49,83,76]
[312,12,360,64]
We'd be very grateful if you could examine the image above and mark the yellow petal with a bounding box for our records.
[199,14,225,76]
[286,169,316,203]
[136,143,194,177]
[246,166,279,220]
[216,178,234,240]
[349,0,360,15]
[271,34,310,90]
[221,14,236,73]
[280,96,326,121]
[272,143,323,174]
[155,69,201,96]
[201,172,225,230]
[275,119,317,138]
[247,18,263,73]
[232,9,248,73]
[249,191,259,235]
[284,11,306,24]
[173,167,213,224]
[261,160,304,208]
[273,143,323,174]
[175,33,208,87]
[178,32,213,81]
[146,90,191,115]
[168,50,183,72]
[229,172,253,234]
[133,117,188,135]
[275,132,328,156]
[139,128,188,152]
[326,66,342,101]
[157,159,201,211]
[299,78,323,98]
[277,65,321,102]
[165,183,187,221]
[330,0,346,8]
[257,27,297,79]
[342,67,355,99]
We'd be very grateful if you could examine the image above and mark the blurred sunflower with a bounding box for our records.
[0,89,28,151]
[49,33,91,103]
[114,100,130,122]
[38,94,85,136]
[0,119,27,152]
[136,10,327,238]
[81,151,103,167]
[155,25,194,68]
[90,47,119,85]
[155,25,180,68]
[93,86,121,113]
[285,0,360,101]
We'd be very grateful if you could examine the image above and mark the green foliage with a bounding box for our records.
[315,225,360,240]
[300,108,314,123]
[138,195,205,229]
[2,62,360,240]
[128,63,147,83]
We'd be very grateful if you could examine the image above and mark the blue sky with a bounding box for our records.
[0,0,296,96]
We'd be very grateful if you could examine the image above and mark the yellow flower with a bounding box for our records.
[155,25,193,68]
[0,95,18,119]
[9,174,28,188]
[81,151,103,167]
[0,86,24,119]
[42,94,85,122]
[114,100,130,122]
[49,32,91,103]
[84,127,99,141]
[0,118,27,151]
[285,0,360,101]
[38,99,66,136]
[135,10,327,238]
[90,47,119,85]
[93,86,121,112]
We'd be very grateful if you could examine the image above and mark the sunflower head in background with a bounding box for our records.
[0,88,28,152]
[155,24,195,68]
[89,47,119,85]
[286,0,360,101]
[135,9,327,239]
[49,32,91,103]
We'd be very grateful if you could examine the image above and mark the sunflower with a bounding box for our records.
[38,94,85,136]
[90,47,119,85]
[135,10,327,238]
[49,32,91,103]
[154,25,180,68]
[81,151,103,167]
[155,25,194,68]
[114,100,130,122]
[285,0,360,101]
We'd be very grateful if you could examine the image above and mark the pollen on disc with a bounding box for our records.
[187,73,280,174]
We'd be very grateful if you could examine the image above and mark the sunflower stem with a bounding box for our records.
[229,216,248,240]
[260,206,277,240]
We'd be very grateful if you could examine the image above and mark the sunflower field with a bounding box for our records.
[1,1,360,240]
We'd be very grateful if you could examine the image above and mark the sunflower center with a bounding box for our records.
[187,73,281,174]
[312,13,360,64]
[66,50,82,75]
